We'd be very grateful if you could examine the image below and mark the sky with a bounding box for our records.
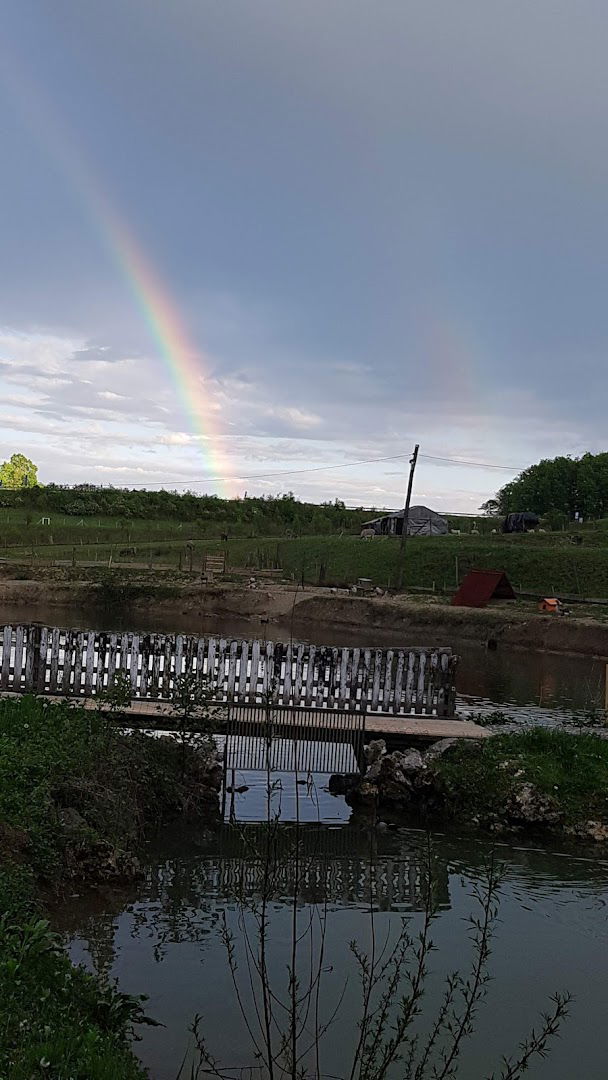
[1,0,607,512]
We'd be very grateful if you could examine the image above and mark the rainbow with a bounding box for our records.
[101,203,232,491]
[1,47,234,495]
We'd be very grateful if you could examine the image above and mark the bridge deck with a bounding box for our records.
[0,692,489,740]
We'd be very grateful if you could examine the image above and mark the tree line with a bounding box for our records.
[0,474,366,535]
[484,451,608,522]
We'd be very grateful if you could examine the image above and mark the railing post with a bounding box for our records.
[27,625,42,692]
[446,655,459,717]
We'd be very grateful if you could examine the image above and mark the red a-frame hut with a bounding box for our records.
[452,569,516,608]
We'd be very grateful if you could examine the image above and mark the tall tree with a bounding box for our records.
[0,454,38,489]
[493,452,608,520]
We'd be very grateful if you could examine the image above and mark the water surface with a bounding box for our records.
[56,820,608,1079]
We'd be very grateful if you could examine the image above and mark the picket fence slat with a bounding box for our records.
[14,626,24,691]
[0,626,11,688]
[0,624,456,716]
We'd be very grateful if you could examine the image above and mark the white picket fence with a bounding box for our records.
[0,624,457,716]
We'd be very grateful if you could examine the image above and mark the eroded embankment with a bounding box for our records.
[0,696,222,1077]
[2,577,608,657]
[289,594,608,657]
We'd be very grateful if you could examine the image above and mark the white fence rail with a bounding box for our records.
[0,624,457,716]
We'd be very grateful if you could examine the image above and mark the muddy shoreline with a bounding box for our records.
[2,578,608,659]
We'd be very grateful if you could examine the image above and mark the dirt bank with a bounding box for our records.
[289,593,608,657]
[2,577,608,657]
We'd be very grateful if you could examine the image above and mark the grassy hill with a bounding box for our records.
[2,492,607,598]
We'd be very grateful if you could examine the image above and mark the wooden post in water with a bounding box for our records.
[605,663,608,718]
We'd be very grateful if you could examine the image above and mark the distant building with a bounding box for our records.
[360,505,448,537]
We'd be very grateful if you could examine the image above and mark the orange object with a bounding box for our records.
[539,597,560,613]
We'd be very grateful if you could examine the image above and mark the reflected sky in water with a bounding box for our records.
[55,822,608,1080]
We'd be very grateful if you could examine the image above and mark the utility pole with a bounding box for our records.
[397,444,419,591]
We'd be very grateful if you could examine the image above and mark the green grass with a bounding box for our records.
[0,696,218,1076]
[239,534,608,597]
[5,510,608,597]
[0,888,147,1079]
[434,728,608,825]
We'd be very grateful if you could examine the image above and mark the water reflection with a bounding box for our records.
[54,820,608,1080]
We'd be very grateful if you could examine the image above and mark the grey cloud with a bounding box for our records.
[72,344,139,365]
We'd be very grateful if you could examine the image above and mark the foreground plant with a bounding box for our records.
[184,792,570,1080]
[0,882,150,1079]
[166,671,218,779]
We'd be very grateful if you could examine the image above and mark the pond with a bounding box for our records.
[55,817,608,1079]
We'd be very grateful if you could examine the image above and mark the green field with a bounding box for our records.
[247,533,608,596]
[2,525,608,598]
[2,494,608,597]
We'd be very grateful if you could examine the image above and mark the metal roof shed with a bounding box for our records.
[451,569,516,608]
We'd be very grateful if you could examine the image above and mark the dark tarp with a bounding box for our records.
[502,512,539,534]
[362,505,448,537]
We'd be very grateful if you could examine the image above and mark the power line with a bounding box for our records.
[92,451,525,489]
[419,454,525,471]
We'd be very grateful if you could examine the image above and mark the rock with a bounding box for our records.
[58,807,88,833]
[365,743,388,777]
[583,821,608,842]
[328,774,348,795]
[364,739,387,778]
[346,779,379,807]
[392,749,424,773]
[369,752,420,807]
[424,738,460,763]
[506,783,562,827]
[66,836,144,884]
[328,773,360,796]
[364,739,387,765]
[376,820,388,832]
[566,820,608,843]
